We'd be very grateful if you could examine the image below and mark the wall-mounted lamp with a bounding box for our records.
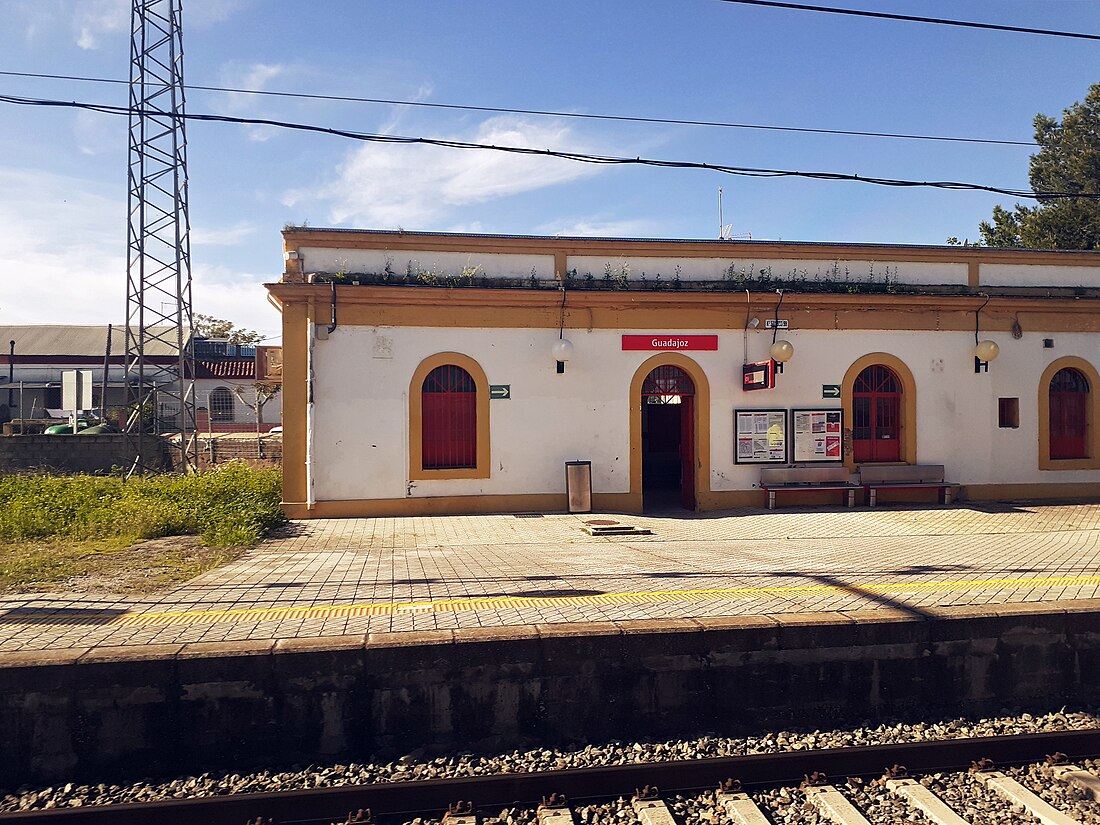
[973,294,997,373]
[747,317,760,329]
[555,286,572,373]
[770,340,794,362]
[552,338,574,374]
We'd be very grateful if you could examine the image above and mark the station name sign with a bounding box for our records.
[621,334,718,351]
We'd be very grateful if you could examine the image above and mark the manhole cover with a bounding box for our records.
[585,519,619,526]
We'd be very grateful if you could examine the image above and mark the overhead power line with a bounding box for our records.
[0,69,1035,147]
[716,0,1100,41]
[0,92,1083,201]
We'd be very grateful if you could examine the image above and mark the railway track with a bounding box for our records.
[2,729,1098,825]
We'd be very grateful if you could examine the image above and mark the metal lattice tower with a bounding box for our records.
[124,0,197,472]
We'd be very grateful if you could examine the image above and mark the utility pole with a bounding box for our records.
[124,0,197,472]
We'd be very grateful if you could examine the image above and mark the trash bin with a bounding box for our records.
[565,460,592,514]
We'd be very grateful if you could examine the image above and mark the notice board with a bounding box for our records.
[734,408,788,464]
[791,408,844,462]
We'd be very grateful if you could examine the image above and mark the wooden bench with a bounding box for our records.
[858,464,959,507]
[759,466,859,510]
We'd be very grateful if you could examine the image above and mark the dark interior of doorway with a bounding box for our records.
[642,400,685,511]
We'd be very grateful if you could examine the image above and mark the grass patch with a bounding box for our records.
[0,537,246,594]
[0,463,284,593]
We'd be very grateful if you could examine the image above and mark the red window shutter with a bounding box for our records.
[422,366,477,469]
[1050,368,1089,460]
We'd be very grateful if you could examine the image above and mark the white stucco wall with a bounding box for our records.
[298,247,556,281]
[567,256,968,286]
[308,324,1100,503]
[979,263,1100,288]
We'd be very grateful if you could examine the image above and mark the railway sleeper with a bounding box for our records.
[802,784,873,825]
[536,793,576,825]
[973,768,1083,825]
[631,786,675,825]
[715,784,772,825]
[1052,764,1100,801]
[884,777,969,825]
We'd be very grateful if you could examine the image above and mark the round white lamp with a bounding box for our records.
[769,340,794,363]
[974,339,1000,362]
[552,338,574,362]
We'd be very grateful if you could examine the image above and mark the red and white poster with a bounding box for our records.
[791,408,844,462]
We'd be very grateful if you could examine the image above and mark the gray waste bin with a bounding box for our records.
[565,460,592,514]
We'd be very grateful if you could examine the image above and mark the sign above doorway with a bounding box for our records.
[622,334,718,351]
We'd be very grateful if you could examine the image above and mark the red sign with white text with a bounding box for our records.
[622,334,718,351]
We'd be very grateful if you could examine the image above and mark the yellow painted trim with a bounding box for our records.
[408,352,491,480]
[968,261,981,288]
[280,301,309,504]
[841,353,917,472]
[267,284,1100,334]
[628,353,711,513]
[1037,356,1100,471]
[282,492,635,518]
[962,482,1100,500]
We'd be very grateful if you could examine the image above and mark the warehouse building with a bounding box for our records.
[267,228,1100,517]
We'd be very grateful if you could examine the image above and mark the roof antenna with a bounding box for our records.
[718,187,751,241]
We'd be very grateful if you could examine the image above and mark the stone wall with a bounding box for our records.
[2,601,1099,786]
[0,434,170,474]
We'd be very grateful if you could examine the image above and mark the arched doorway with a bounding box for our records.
[853,364,902,463]
[1049,367,1089,459]
[641,365,696,510]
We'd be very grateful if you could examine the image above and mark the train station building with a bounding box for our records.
[267,228,1100,518]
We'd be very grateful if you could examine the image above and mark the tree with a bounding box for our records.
[232,381,282,436]
[979,83,1100,249]
[194,314,264,346]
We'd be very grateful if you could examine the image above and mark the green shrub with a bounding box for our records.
[0,463,284,547]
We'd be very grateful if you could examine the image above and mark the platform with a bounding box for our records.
[3,501,1100,652]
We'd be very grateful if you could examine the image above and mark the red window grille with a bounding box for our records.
[853,365,901,463]
[1050,367,1089,460]
[642,365,695,398]
[422,365,477,469]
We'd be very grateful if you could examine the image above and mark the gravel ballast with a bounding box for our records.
[2,709,1098,812]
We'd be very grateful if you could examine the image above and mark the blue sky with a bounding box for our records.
[2,0,1099,341]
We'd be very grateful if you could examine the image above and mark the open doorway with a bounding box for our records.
[640,365,696,511]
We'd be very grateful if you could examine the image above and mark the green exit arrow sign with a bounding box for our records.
[490,384,511,400]
[822,384,841,399]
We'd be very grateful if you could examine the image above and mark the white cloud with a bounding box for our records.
[537,218,659,238]
[285,116,609,228]
[75,0,128,50]
[0,168,279,340]
[192,222,257,246]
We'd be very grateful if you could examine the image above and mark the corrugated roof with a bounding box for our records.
[0,325,185,357]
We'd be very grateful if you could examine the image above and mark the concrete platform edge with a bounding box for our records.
[2,599,1099,787]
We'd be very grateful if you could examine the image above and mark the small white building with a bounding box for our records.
[268,229,1100,518]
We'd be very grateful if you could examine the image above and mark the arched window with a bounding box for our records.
[422,365,477,469]
[1050,367,1089,460]
[853,364,901,463]
[209,387,235,422]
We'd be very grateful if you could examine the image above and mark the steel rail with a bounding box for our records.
[2,729,1098,824]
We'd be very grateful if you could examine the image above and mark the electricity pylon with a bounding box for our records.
[124,0,197,472]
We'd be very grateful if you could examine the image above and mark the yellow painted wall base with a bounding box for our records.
[284,481,1100,519]
[283,491,638,519]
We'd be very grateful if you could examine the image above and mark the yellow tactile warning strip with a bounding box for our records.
[88,574,1100,628]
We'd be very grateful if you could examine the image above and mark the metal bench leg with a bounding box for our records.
[767,490,776,510]
[846,489,855,508]
[868,488,877,507]
[944,487,953,505]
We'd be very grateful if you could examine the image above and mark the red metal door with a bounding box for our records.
[1050,368,1089,459]
[680,395,696,510]
[853,365,901,463]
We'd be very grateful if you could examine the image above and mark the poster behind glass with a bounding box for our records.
[791,408,844,462]
[734,408,788,464]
